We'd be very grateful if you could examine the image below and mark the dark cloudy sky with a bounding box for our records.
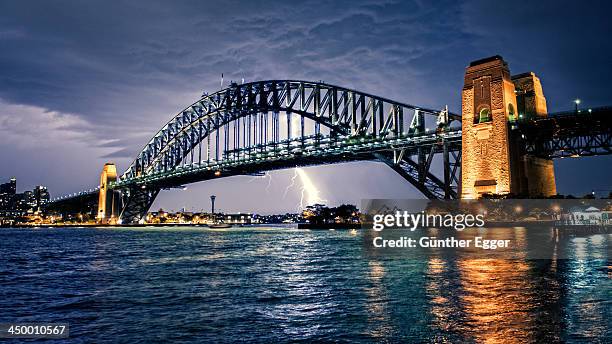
[1,0,611,213]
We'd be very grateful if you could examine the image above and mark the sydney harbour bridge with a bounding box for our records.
[48,56,612,224]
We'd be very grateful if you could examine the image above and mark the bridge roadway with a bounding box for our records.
[519,106,612,158]
[47,111,611,194]
[50,106,610,204]
[114,129,462,189]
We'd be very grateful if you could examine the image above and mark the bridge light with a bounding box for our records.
[215,170,221,176]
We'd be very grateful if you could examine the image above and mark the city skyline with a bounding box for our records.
[1,0,611,213]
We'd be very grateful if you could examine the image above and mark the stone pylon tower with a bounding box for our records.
[460,56,556,199]
[511,72,556,197]
[97,163,118,223]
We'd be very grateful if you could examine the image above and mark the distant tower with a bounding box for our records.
[97,163,118,223]
[512,72,548,119]
[511,72,556,196]
[461,56,556,199]
[210,195,216,214]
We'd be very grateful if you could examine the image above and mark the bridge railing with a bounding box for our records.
[50,186,100,203]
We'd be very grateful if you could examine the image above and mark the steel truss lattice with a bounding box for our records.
[113,80,460,222]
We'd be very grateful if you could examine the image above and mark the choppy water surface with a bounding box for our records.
[0,227,610,343]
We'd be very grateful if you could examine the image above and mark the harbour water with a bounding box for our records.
[0,226,610,343]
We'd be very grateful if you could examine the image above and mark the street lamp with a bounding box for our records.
[574,99,581,113]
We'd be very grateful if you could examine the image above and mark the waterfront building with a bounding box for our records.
[0,177,16,195]
[0,177,17,210]
[15,191,37,212]
[0,177,51,215]
[223,213,253,224]
[563,206,612,225]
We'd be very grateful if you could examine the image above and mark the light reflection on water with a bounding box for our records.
[0,226,609,343]
[455,229,533,343]
[365,261,392,339]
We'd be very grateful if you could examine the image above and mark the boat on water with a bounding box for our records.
[208,223,232,229]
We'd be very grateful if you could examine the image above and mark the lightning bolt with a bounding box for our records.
[281,113,327,210]
[296,168,326,207]
[265,172,273,193]
[297,183,306,210]
[284,169,299,198]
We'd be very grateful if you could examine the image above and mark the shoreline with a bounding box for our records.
[0,223,303,229]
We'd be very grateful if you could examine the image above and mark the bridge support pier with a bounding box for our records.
[97,163,119,224]
[460,56,556,199]
[511,72,556,197]
[119,186,160,224]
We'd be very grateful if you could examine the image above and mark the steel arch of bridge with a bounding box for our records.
[115,80,462,223]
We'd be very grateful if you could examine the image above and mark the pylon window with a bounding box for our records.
[477,107,491,123]
[508,103,516,121]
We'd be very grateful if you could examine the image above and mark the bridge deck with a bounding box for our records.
[519,107,612,158]
[114,129,462,189]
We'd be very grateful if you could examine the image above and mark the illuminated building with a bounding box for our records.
[34,185,50,210]
[0,177,17,210]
